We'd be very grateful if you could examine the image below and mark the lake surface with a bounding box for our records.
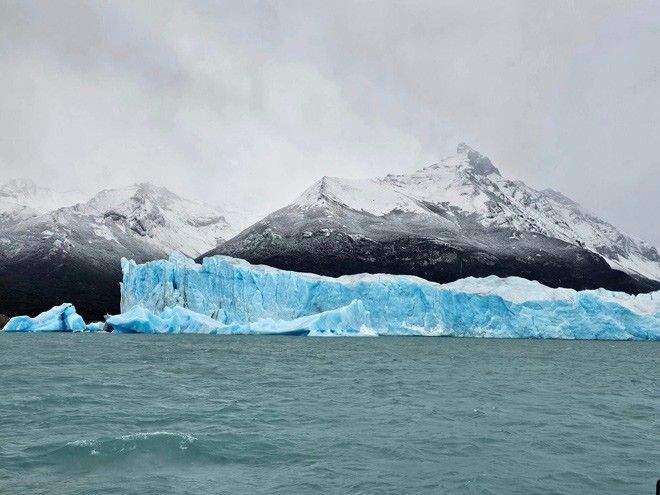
[1,335,659,494]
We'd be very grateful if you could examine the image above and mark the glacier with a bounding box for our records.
[116,255,660,339]
[4,255,659,338]
[3,303,87,332]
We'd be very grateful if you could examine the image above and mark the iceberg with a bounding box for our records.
[3,303,87,332]
[85,321,106,333]
[118,255,660,339]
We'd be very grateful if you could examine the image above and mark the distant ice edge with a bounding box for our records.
[112,255,660,339]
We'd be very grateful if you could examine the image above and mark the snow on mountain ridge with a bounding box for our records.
[0,180,247,259]
[74,182,240,258]
[293,176,433,217]
[288,144,660,282]
[0,200,39,227]
[0,178,88,214]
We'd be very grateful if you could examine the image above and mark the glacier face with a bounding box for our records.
[118,255,660,339]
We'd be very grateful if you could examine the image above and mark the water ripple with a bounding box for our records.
[1,334,659,494]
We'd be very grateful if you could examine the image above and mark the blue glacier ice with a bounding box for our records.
[3,303,87,332]
[117,255,660,339]
[107,300,375,336]
[85,322,106,333]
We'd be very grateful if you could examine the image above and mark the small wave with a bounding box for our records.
[29,431,203,468]
[117,431,197,443]
[65,431,197,451]
[65,439,95,447]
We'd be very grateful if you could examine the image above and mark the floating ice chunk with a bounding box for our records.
[85,321,106,333]
[3,303,86,332]
[106,300,376,336]
[119,255,660,340]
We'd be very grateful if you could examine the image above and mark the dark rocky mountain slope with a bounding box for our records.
[204,144,660,294]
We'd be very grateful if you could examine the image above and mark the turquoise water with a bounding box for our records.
[1,335,659,494]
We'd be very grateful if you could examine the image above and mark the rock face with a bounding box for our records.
[117,255,660,339]
[205,144,660,294]
[0,182,247,321]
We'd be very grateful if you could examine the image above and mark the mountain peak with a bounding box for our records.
[132,182,171,197]
[456,143,500,176]
[294,176,341,208]
[456,142,475,155]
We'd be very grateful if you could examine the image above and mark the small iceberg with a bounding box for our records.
[3,303,87,332]
[85,321,106,333]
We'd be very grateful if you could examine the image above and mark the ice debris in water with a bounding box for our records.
[85,321,106,333]
[3,305,105,333]
[3,303,87,332]
[116,255,660,339]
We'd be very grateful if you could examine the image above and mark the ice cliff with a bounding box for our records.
[116,255,660,339]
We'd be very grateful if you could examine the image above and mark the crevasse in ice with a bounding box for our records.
[3,303,87,332]
[117,255,660,339]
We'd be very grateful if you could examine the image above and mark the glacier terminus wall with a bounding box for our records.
[118,255,660,338]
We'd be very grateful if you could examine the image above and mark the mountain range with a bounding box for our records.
[206,144,660,294]
[2,144,659,321]
[0,180,249,320]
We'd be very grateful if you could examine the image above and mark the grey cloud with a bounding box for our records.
[1,1,186,88]
[0,0,658,246]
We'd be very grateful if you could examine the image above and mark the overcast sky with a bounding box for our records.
[1,0,658,246]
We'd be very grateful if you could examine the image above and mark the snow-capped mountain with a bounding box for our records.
[0,178,89,227]
[81,183,241,258]
[0,181,241,258]
[0,178,88,213]
[0,181,247,320]
[380,143,660,281]
[207,144,660,294]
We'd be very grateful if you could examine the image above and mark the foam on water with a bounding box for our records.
[33,431,203,470]
[65,431,197,449]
